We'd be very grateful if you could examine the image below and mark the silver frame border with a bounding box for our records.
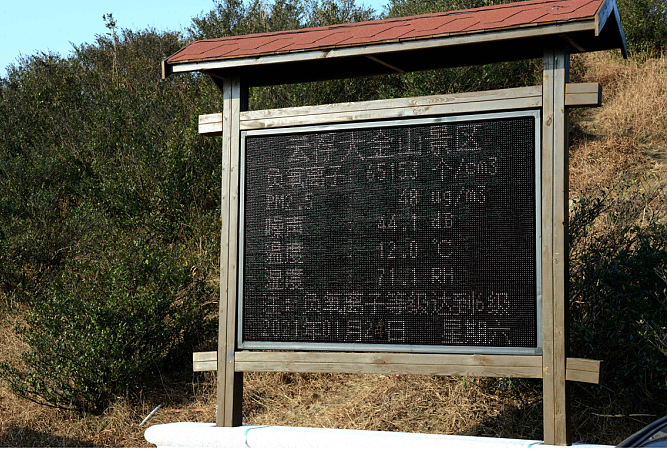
[238,110,542,356]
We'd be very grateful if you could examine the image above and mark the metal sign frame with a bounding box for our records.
[236,110,543,356]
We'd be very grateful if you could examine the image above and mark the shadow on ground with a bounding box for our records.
[0,426,100,448]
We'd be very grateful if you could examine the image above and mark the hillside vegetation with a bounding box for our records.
[1,0,666,446]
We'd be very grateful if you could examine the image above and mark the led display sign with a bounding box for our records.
[238,111,541,354]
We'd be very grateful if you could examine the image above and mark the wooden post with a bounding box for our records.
[542,45,571,445]
[217,75,246,427]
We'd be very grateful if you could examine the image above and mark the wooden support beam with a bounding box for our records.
[240,87,541,130]
[194,351,602,386]
[196,351,544,378]
[542,45,571,446]
[198,83,601,136]
[199,113,225,136]
[217,76,245,428]
[235,352,543,378]
[366,55,405,73]
[559,34,586,53]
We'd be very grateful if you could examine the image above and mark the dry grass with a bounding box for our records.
[0,329,656,448]
[242,372,543,439]
[241,373,660,445]
[569,134,652,193]
[3,310,638,446]
[570,52,667,194]
[0,373,218,447]
[580,52,667,137]
[0,312,217,447]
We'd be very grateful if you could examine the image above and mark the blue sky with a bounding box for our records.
[1,0,387,79]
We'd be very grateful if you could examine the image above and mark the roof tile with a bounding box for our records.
[437,15,482,33]
[366,23,416,41]
[251,38,296,53]
[553,0,600,16]
[311,31,355,47]
[495,8,551,27]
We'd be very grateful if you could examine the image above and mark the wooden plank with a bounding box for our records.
[235,362,542,378]
[242,99,542,130]
[241,86,543,132]
[235,351,542,367]
[242,86,542,130]
[194,351,217,362]
[240,98,541,129]
[564,83,601,107]
[193,351,217,372]
[199,113,224,136]
[194,361,218,372]
[200,113,222,125]
[566,358,602,384]
[234,352,543,378]
[198,84,600,136]
[199,122,223,136]
[200,351,544,377]
[202,351,602,384]
[242,85,541,121]
[251,83,597,121]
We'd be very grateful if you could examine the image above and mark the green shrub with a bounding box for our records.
[0,24,222,413]
[617,0,667,56]
[0,239,216,413]
[0,26,222,300]
[569,180,667,400]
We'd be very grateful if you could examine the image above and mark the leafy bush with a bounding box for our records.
[616,0,667,56]
[0,24,222,413]
[0,25,222,295]
[570,180,667,400]
[0,239,216,413]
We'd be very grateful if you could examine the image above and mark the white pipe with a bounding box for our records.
[140,404,162,427]
[145,422,614,449]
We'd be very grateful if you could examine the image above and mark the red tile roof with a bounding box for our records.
[168,0,606,64]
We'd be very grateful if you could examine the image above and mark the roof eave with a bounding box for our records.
[595,0,627,57]
[164,19,595,80]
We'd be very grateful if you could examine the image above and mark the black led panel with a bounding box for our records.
[239,111,540,353]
